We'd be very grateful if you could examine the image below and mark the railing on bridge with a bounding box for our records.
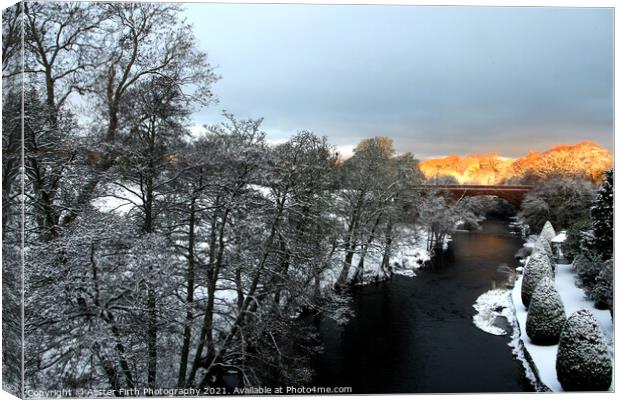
[424,184,534,190]
[417,184,534,206]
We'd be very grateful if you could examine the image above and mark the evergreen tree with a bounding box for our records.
[525,277,566,345]
[540,220,557,243]
[564,218,591,261]
[556,309,612,391]
[591,169,613,260]
[593,259,613,312]
[534,236,555,272]
[519,177,596,232]
[521,251,554,308]
[573,253,604,300]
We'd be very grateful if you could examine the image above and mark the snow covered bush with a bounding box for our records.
[591,169,613,260]
[540,220,556,243]
[564,218,592,261]
[519,177,596,232]
[536,236,555,271]
[573,254,603,298]
[536,220,556,267]
[592,259,613,312]
[521,251,554,308]
[556,309,612,391]
[525,277,566,345]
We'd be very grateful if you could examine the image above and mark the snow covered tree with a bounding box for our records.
[521,251,554,308]
[94,2,218,144]
[335,136,396,288]
[531,236,555,272]
[23,88,81,238]
[519,177,596,232]
[349,150,424,284]
[26,211,137,391]
[334,137,423,288]
[23,2,104,123]
[525,277,566,345]
[430,174,459,185]
[592,259,613,312]
[556,309,612,391]
[590,169,613,260]
[2,3,21,76]
[376,153,424,276]
[2,13,23,389]
[573,254,604,300]
[180,114,271,387]
[418,195,482,252]
[66,2,218,221]
[540,220,556,243]
[564,218,593,261]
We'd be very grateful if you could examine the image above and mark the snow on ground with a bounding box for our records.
[390,227,432,277]
[511,262,614,392]
[323,228,429,286]
[91,183,142,214]
[472,289,513,335]
[320,225,432,287]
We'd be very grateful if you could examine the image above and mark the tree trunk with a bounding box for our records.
[186,207,229,386]
[142,134,158,388]
[336,190,366,289]
[353,213,382,283]
[146,289,157,388]
[315,240,337,301]
[198,188,289,387]
[178,197,196,387]
[380,218,394,276]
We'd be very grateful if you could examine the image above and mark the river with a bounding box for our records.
[312,219,535,393]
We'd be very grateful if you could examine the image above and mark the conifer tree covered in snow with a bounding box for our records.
[525,277,566,345]
[573,254,604,301]
[521,251,554,308]
[591,169,613,260]
[540,221,557,243]
[519,177,596,232]
[593,259,613,312]
[537,221,557,267]
[556,309,612,391]
[563,218,592,261]
[535,236,555,272]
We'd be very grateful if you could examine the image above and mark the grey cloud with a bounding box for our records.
[185,4,613,159]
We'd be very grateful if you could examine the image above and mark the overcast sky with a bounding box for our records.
[182,4,613,159]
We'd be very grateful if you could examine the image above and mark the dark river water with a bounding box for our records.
[312,219,535,393]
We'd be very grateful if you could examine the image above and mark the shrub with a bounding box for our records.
[536,237,555,271]
[521,251,553,308]
[556,309,612,391]
[564,218,592,261]
[573,253,603,297]
[540,220,556,243]
[525,277,566,345]
[592,259,613,312]
[591,169,613,260]
[519,178,596,232]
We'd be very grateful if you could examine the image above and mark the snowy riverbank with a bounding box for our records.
[472,259,614,392]
[321,225,432,287]
[510,261,614,392]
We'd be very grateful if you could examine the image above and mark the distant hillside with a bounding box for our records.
[419,141,612,185]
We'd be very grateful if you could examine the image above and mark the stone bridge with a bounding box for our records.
[424,184,534,207]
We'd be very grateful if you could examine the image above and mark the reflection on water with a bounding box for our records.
[312,219,534,393]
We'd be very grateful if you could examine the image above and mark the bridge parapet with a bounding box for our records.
[421,184,533,207]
